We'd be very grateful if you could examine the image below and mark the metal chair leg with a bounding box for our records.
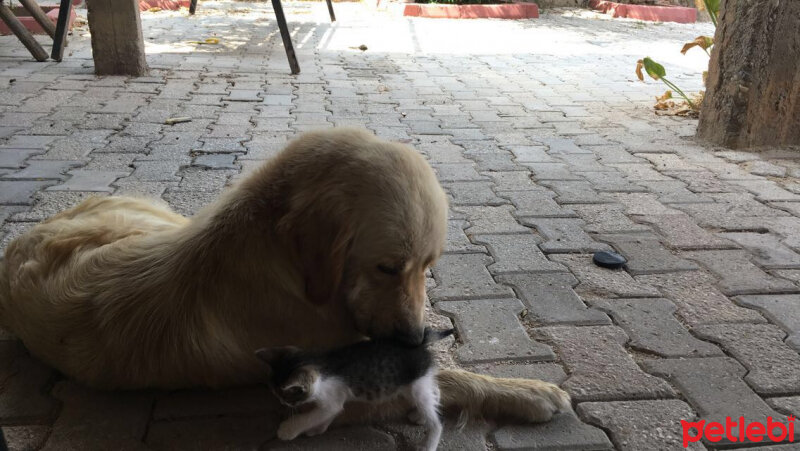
[325,0,335,22]
[18,0,56,39]
[271,0,299,75]
[0,1,49,61]
[189,0,198,15]
[50,0,73,61]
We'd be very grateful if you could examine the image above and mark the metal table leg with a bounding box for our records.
[271,0,299,75]
[325,0,335,22]
[50,0,73,61]
[189,0,197,15]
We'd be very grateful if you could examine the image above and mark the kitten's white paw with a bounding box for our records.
[407,410,424,425]
[305,424,329,437]
[277,421,300,441]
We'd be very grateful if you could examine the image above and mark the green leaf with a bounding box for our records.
[642,57,666,81]
[705,0,720,15]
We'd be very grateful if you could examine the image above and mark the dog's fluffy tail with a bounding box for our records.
[422,327,454,345]
[0,260,9,329]
[437,369,572,427]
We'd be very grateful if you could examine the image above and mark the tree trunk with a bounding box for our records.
[87,0,148,76]
[697,0,800,148]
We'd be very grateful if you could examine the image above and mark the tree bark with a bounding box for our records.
[87,0,148,76]
[697,0,800,148]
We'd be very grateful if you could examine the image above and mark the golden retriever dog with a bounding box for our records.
[0,128,569,424]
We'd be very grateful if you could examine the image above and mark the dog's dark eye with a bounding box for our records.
[377,264,400,275]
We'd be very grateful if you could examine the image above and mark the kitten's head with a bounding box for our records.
[255,347,318,408]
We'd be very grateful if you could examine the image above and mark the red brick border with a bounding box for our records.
[138,0,191,11]
[588,0,696,23]
[0,7,76,36]
[403,2,538,19]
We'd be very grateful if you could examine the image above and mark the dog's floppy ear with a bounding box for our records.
[278,191,355,306]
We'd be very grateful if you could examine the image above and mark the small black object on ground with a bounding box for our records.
[593,251,627,269]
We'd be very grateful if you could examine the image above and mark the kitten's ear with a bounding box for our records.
[254,346,301,364]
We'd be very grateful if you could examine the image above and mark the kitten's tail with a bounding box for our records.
[422,327,454,345]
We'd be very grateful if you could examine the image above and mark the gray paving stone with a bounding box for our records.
[675,194,790,228]
[443,181,507,206]
[266,426,396,451]
[596,232,698,275]
[768,397,800,417]
[2,160,84,180]
[521,218,612,253]
[468,153,520,172]
[638,180,714,204]
[193,153,238,170]
[10,191,101,222]
[498,273,610,326]
[718,232,800,269]
[570,203,649,234]
[577,400,706,451]
[429,253,514,301]
[445,219,485,254]
[684,250,797,296]
[693,324,800,395]
[0,343,56,423]
[47,170,131,192]
[535,326,675,402]
[523,162,584,181]
[474,233,565,274]
[609,192,683,216]
[486,171,539,191]
[146,415,279,450]
[637,214,736,250]
[591,298,722,357]
[491,412,612,451]
[154,386,277,420]
[541,180,612,205]
[510,146,554,163]
[432,163,487,182]
[437,298,555,364]
[43,382,153,450]
[643,357,796,447]
[0,180,55,205]
[0,149,42,168]
[1,425,50,451]
[737,294,800,352]
[637,271,767,326]
[458,205,529,234]
[498,190,577,218]
[732,180,800,202]
[744,160,788,177]
[551,254,661,299]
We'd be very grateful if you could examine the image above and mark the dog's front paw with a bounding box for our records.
[277,421,301,441]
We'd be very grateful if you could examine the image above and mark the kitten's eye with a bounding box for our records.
[285,386,305,396]
[377,264,400,276]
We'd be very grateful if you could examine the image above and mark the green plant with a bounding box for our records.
[636,58,696,108]
[635,0,720,113]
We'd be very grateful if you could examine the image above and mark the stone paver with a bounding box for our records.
[43,382,153,450]
[578,400,706,451]
[536,326,675,402]
[596,232,698,275]
[684,250,798,296]
[2,4,799,449]
[498,273,610,326]
[521,218,612,254]
[474,233,565,274]
[437,298,555,363]
[693,324,800,395]
[429,254,514,301]
[591,298,722,358]
[643,358,798,447]
[737,294,800,351]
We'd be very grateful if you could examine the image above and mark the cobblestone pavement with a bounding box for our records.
[2,2,800,450]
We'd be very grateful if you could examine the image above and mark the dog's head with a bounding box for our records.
[277,129,447,345]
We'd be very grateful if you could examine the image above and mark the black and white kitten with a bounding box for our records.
[255,327,454,451]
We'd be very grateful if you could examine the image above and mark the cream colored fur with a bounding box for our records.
[0,128,570,421]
